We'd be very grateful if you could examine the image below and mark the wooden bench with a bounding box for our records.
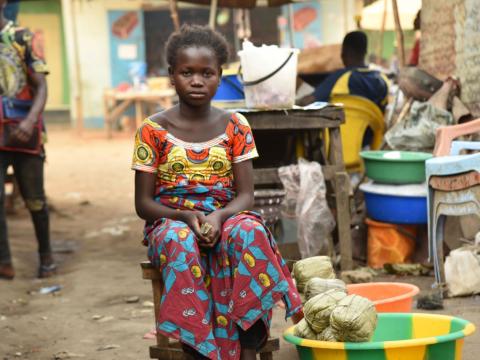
[141,261,280,360]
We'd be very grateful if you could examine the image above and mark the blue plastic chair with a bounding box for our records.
[426,127,480,295]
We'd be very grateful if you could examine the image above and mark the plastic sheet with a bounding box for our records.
[445,246,480,297]
[385,101,454,151]
[279,158,336,258]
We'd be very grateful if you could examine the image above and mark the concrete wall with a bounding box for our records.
[62,0,160,129]
[18,0,70,109]
[61,0,112,128]
[320,0,359,45]
[420,0,480,117]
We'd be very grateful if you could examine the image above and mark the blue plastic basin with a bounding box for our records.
[213,75,244,101]
[360,182,428,224]
[363,192,427,224]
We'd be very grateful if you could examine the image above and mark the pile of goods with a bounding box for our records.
[292,256,377,342]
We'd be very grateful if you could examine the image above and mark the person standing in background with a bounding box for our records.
[408,10,421,66]
[3,0,19,22]
[0,0,56,279]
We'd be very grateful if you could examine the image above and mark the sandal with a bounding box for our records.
[38,263,57,278]
[0,263,15,280]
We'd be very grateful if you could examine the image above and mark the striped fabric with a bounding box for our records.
[284,313,475,360]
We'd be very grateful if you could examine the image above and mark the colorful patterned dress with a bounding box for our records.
[131,112,302,360]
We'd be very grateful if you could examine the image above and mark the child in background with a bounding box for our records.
[132,25,302,360]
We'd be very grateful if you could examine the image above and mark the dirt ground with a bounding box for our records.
[1,127,479,360]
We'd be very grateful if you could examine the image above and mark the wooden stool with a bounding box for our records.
[141,261,280,360]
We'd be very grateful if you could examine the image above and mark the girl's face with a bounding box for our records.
[169,46,221,107]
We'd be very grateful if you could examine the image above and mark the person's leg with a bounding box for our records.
[12,152,55,277]
[146,219,216,359]
[238,319,268,360]
[223,213,302,357]
[181,344,210,360]
[0,152,14,279]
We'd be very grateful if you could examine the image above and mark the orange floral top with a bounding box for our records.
[132,112,258,212]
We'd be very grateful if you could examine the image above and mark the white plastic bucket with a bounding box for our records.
[238,41,299,109]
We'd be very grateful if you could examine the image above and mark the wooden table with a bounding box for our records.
[238,105,353,270]
[103,88,175,138]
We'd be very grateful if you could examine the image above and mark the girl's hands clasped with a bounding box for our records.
[200,212,223,248]
[177,210,222,248]
[177,210,209,244]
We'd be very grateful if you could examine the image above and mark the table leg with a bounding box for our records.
[103,94,112,139]
[334,171,353,270]
[328,127,353,270]
[135,100,143,130]
[104,99,133,138]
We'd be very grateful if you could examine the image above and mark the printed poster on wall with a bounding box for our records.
[281,1,323,49]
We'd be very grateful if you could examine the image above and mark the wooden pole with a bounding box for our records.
[209,0,218,29]
[392,0,405,67]
[377,0,387,63]
[70,0,83,135]
[287,4,295,47]
[169,0,180,32]
[343,0,348,33]
[232,9,240,54]
[244,9,251,39]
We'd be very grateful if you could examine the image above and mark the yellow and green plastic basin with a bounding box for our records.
[360,151,433,184]
[284,313,475,360]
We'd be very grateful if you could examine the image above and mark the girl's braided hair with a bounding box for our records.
[165,24,229,68]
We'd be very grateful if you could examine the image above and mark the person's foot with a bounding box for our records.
[38,254,57,278]
[240,348,257,360]
[0,263,15,280]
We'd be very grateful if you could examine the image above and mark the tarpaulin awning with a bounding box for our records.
[173,0,301,9]
[361,0,421,30]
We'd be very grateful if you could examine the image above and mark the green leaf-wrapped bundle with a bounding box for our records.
[305,277,346,301]
[316,326,337,342]
[292,256,335,292]
[303,289,347,333]
[293,318,317,339]
[330,294,377,342]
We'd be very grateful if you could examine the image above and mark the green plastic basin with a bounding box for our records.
[360,151,433,184]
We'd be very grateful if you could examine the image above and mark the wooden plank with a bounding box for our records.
[259,338,280,353]
[253,165,342,185]
[141,262,161,281]
[141,261,154,269]
[142,268,162,281]
[150,345,185,360]
[334,172,353,270]
[149,338,278,359]
[242,106,344,131]
[151,279,167,347]
[327,127,344,166]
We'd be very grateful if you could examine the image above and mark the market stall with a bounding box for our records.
[103,87,175,138]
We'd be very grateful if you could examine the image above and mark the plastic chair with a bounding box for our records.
[426,119,480,295]
[329,95,385,172]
